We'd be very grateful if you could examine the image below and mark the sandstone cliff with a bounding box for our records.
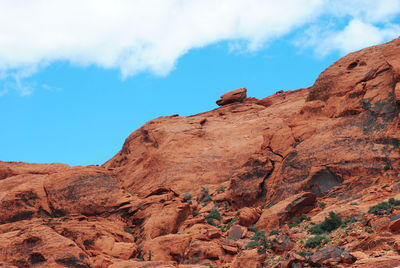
[1,38,400,268]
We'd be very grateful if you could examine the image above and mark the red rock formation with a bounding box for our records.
[216,88,247,106]
[1,38,400,267]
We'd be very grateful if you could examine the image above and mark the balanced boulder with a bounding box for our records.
[216,88,247,106]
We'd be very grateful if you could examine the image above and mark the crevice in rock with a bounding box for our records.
[43,186,68,218]
[266,146,284,159]
[258,160,275,200]
[356,65,391,84]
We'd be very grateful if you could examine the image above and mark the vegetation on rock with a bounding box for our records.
[369,198,400,215]
[309,212,342,234]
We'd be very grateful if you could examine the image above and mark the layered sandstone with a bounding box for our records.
[1,38,400,267]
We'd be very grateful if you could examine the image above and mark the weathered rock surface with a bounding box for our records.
[1,38,400,267]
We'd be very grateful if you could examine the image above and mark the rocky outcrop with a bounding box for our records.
[216,88,247,106]
[1,38,400,267]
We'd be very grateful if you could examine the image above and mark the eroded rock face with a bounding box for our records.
[1,38,400,267]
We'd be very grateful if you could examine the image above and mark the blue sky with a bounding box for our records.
[1,1,400,166]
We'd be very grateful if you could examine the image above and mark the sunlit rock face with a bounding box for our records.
[1,38,400,267]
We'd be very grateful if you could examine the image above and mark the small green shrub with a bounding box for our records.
[201,187,209,194]
[384,160,393,171]
[309,212,342,234]
[292,141,302,147]
[389,198,400,205]
[218,218,237,232]
[368,198,400,215]
[246,225,270,253]
[341,217,360,228]
[350,202,358,206]
[296,251,312,257]
[200,187,212,205]
[369,201,392,215]
[192,210,199,217]
[345,226,353,233]
[183,193,192,202]
[289,214,311,228]
[201,195,212,205]
[251,229,266,242]
[217,186,226,193]
[304,235,329,248]
[124,227,133,234]
[245,240,260,249]
[319,202,326,209]
[206,208,222,225]
[221,200,230,211]
[249,225,259,233]
[269,229,280,236]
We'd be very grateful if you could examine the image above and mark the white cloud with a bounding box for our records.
[0,0,399,95]
[321,19,400,55]
[325,0,400,23]
[297,19,400,56]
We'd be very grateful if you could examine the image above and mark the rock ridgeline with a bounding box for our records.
[1,38,400,268]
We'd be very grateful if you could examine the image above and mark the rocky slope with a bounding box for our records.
[1,38,400,268]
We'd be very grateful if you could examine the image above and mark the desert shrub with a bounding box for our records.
[201,187,209,194]
[245,240,260,249]
[201,195,212,204]
[200,187,212,205]
[247,225,270,253]
[221,200,230,211]
[269,229,280,236]
[304,235,329,248]
[296,251,312,257]
[183,193,192,202]
[123,227,133,234]
[341,217,360,228]
[192,210,199,217]
[389,198,400,206]
[217,186,226,193]
[319,202,326,209]
[369,201,392,215]
[289,214,311,228]
[368,198,400,215]
[206,208,221,225]
[292,141,302,147]
[248,225,259,233]
[218,218,236,232]
[384,160,393,171]
[309,212,341,234]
